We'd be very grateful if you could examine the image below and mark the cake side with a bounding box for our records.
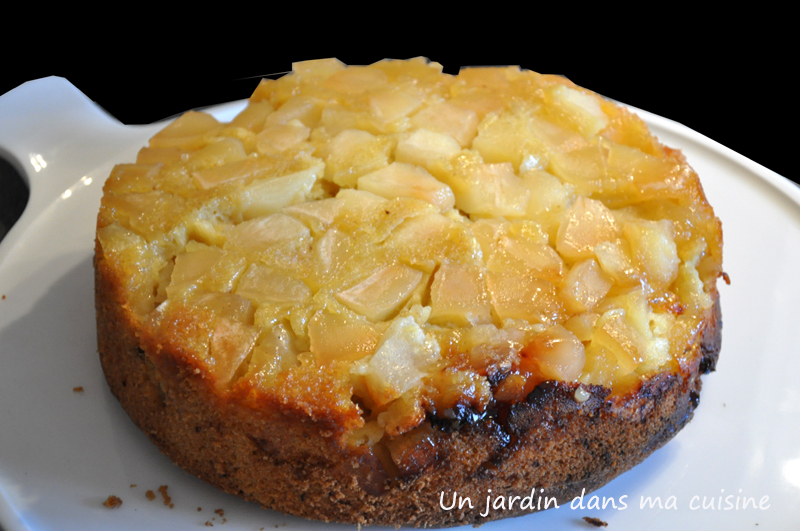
[96,236,720,526]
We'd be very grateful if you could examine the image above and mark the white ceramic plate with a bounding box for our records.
[1,78,799,531]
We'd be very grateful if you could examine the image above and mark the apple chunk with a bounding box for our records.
[335,264,423,322]
[208,318,260,386]
[322,129,392,187]
[441,158,529,217]
[149,111,220,150]
[395,129,461,169]
[358,162,455,212]
[549,85,609,138]
[429,263,492,327]
[521,325,585,382]
[167,243,247,299]
[226,213,311,255]
[410,101,478,147]
[357,316,441,406]
[308,310,381,364]
[488,233,564,284]
[256,119,311,153]
[559,259,613,314]
[487,274,564,325]
[236,263,312,305]
[369,89,423,124]
[237,163,322,220]
[623,219,679,290]
[556,197,620,261]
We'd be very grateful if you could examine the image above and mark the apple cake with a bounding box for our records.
[94,58,723,527]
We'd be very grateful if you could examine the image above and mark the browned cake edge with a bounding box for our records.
[95,239,721,528]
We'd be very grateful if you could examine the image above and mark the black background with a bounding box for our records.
[1,33,792,186]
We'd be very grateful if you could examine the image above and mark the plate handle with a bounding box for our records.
[0,77,155,255]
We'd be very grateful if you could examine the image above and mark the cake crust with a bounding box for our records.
[95,239,720,527]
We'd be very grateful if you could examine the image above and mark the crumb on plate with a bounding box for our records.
[158,485,171,506]
[103,495,122,508]
[583,516,608,527]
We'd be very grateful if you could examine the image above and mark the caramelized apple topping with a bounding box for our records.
[98,58,722,449]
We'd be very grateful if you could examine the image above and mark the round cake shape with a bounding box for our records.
[94,58,722,527]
